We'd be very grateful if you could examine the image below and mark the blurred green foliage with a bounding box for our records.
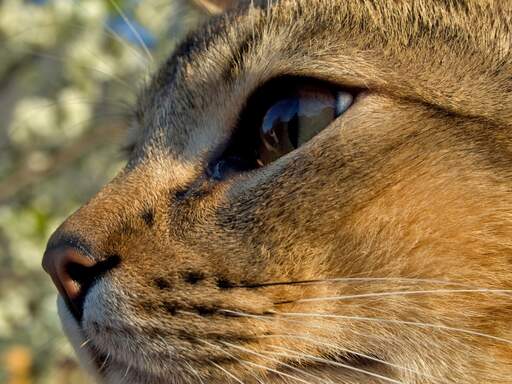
[0,1,205,382]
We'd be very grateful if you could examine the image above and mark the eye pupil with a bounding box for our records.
[257,86,353,165]
[260,98,300,163]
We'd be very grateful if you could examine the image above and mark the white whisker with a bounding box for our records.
[259,334,443,382]
[99,352,111,372]
[221,307,512,351]
[203,338,312,384]
[217,309,381,345]
[122,363,131,380]
[278,312,512,345]
[270,345,404,384]
[184,361,206,384]
[222,341,330,384]
[200,339,257,383]
[80,338,91,349]
[209,360,246,384]
[219,309,336,335]
[239,358,314,384]
[282,288,512,304]
[108,0,154,63]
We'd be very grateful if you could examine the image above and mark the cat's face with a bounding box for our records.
[43,1,512,383]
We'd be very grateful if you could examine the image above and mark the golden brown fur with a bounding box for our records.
[45,0,512,383]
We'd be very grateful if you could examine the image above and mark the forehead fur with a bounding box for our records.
[136,0,511,153]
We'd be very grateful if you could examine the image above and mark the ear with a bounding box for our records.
[191,0,238,14]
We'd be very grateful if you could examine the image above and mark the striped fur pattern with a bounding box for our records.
[47,1,512,383]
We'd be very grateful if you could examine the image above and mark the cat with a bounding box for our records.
[43,0,512,383]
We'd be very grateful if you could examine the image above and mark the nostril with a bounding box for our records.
[42,246,120,321]
[67,261,94,285]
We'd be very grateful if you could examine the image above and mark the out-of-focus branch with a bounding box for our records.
[0,121,127,204]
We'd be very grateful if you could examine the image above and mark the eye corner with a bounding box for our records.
[335,90,355,116]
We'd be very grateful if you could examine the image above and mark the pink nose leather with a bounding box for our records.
[42,247,96,319]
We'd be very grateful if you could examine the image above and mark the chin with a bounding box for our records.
[58,297,108,383]
[58,297,187,384]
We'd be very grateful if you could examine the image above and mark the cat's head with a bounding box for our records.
[43,1,512,383]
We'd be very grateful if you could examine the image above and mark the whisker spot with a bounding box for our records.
[217,278,235,289]
[183,271,205,285]
[195,306,217,316]
[140,208,155,227]
[163,302,177,315]
[154,277,172,290]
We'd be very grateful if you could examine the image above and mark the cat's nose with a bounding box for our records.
[42,245,119,320]
[42,246,96,320]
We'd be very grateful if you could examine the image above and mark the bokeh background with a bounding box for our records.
[0,1,211,382]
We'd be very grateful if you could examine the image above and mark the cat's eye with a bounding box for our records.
[257,85,353,165]
[208,77,355,180]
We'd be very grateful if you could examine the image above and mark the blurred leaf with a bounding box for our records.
[0,1,203,382]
